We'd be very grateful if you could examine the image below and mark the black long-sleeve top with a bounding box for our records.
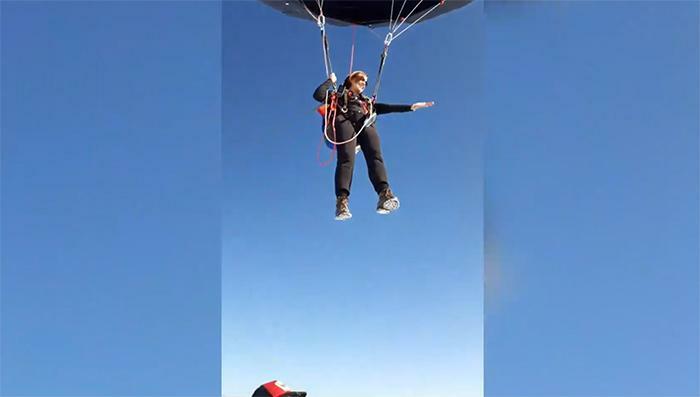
[313,78,413,120]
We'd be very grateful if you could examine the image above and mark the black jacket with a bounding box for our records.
[313,78,413,124]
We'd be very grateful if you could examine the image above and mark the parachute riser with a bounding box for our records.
[370,39,392,103]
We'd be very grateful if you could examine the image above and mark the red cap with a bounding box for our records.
[252,380,307,397]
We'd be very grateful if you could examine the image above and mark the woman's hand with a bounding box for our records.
[411,101,435,111]
[329,73,337,84]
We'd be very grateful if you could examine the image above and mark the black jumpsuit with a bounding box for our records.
[313,78,413,198]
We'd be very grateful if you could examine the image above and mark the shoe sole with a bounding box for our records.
[335,213,352,221]
[376,197,400,214]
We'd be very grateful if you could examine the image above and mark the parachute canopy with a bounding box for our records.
[260,0,472,27]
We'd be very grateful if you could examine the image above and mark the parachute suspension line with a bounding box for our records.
[348,25,357,74]
[392,0,446,40]
[298,0,317,20]
[391,0,424,35]
[368,0,447,101]
[388,0,397,31]
[391,0,409,32]
[298,0,337,88]
[321,26,335,82]
[313,0,335,84]
[371,37,391,101]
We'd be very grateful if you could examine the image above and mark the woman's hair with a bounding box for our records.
[344,71,368,89]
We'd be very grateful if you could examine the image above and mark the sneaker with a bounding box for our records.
[376,188,400,214]
[335,196,352,221]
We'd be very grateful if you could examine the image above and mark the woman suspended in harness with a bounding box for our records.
[313,71,434,221]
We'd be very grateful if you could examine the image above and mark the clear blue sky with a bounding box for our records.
[222,2,483,397]
[484,1,699,396]
[2,2,221,395]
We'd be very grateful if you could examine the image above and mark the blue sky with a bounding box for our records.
[222,2,483,397]
[484,1,699,396]
[2,2,221,395]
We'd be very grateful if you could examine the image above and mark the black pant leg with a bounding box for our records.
[357,124,389,194]
[333,118,358,197]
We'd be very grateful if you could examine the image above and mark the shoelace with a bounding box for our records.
[337,198,349,213]
[380,189,393,201]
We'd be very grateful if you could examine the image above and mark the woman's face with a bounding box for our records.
[350,76,367,94]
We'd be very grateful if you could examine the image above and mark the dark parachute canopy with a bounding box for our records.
[259,1,472,28]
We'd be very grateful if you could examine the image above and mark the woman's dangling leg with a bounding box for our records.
[357,124,389,194]
[332,118,358,220]
[334,119,358,198]
[358,124,400,214]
